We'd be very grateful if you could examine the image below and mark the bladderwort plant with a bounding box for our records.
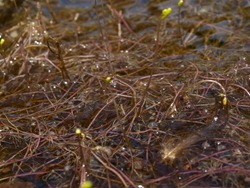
[155,0,184,56]
[45,36,70,80]
[75,128,93,188]
[155,7,172,55]
[178,0,184,44]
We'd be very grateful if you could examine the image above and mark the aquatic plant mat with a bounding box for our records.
[0,0,250,187]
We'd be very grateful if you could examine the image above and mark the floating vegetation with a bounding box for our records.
[0,0,249,187]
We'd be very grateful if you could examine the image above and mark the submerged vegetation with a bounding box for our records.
[0,0,250,187]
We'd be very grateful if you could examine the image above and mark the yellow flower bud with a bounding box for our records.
[223,96,227,106]
[178,0,183,7]
[80,181,93,188]
[161,8,172,20]
[75,128,81,134]
[219,93,227,106]
[105,77,112,83]
[81,133,85,138]
[0,38,5,45]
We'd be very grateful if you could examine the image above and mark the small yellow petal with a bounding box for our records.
[161,8,172,20]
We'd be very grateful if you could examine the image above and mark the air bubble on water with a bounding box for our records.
[234,148,242,155]
[204,109,208,113]
[34,40,42,45]
[110,80,117,87]
[213,116,218,121]
[81,44,86,48]
[10,60,13,64]
[64,81,68,85]
[48,69,51,73]
[95,64,99,69]
[148,122,158,128]
[217,144,226,151]
[202,141,210,149]
[216,141,221,145]
[138,185,144,188]
[121,147,126,151]
[64,165,70,171]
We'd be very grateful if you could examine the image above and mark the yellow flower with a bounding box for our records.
[219,93,227,106]
[75,128,86,138]
[105,76,112,84]
[75,128,81,134]
[80,181,92,188]
[178,0,183,7]
[161,8,172,20]
[223,96,227,106]
[0,38,5,45]
[81,132,86,138]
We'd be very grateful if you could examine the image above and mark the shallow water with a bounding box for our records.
[0,0,249,187]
